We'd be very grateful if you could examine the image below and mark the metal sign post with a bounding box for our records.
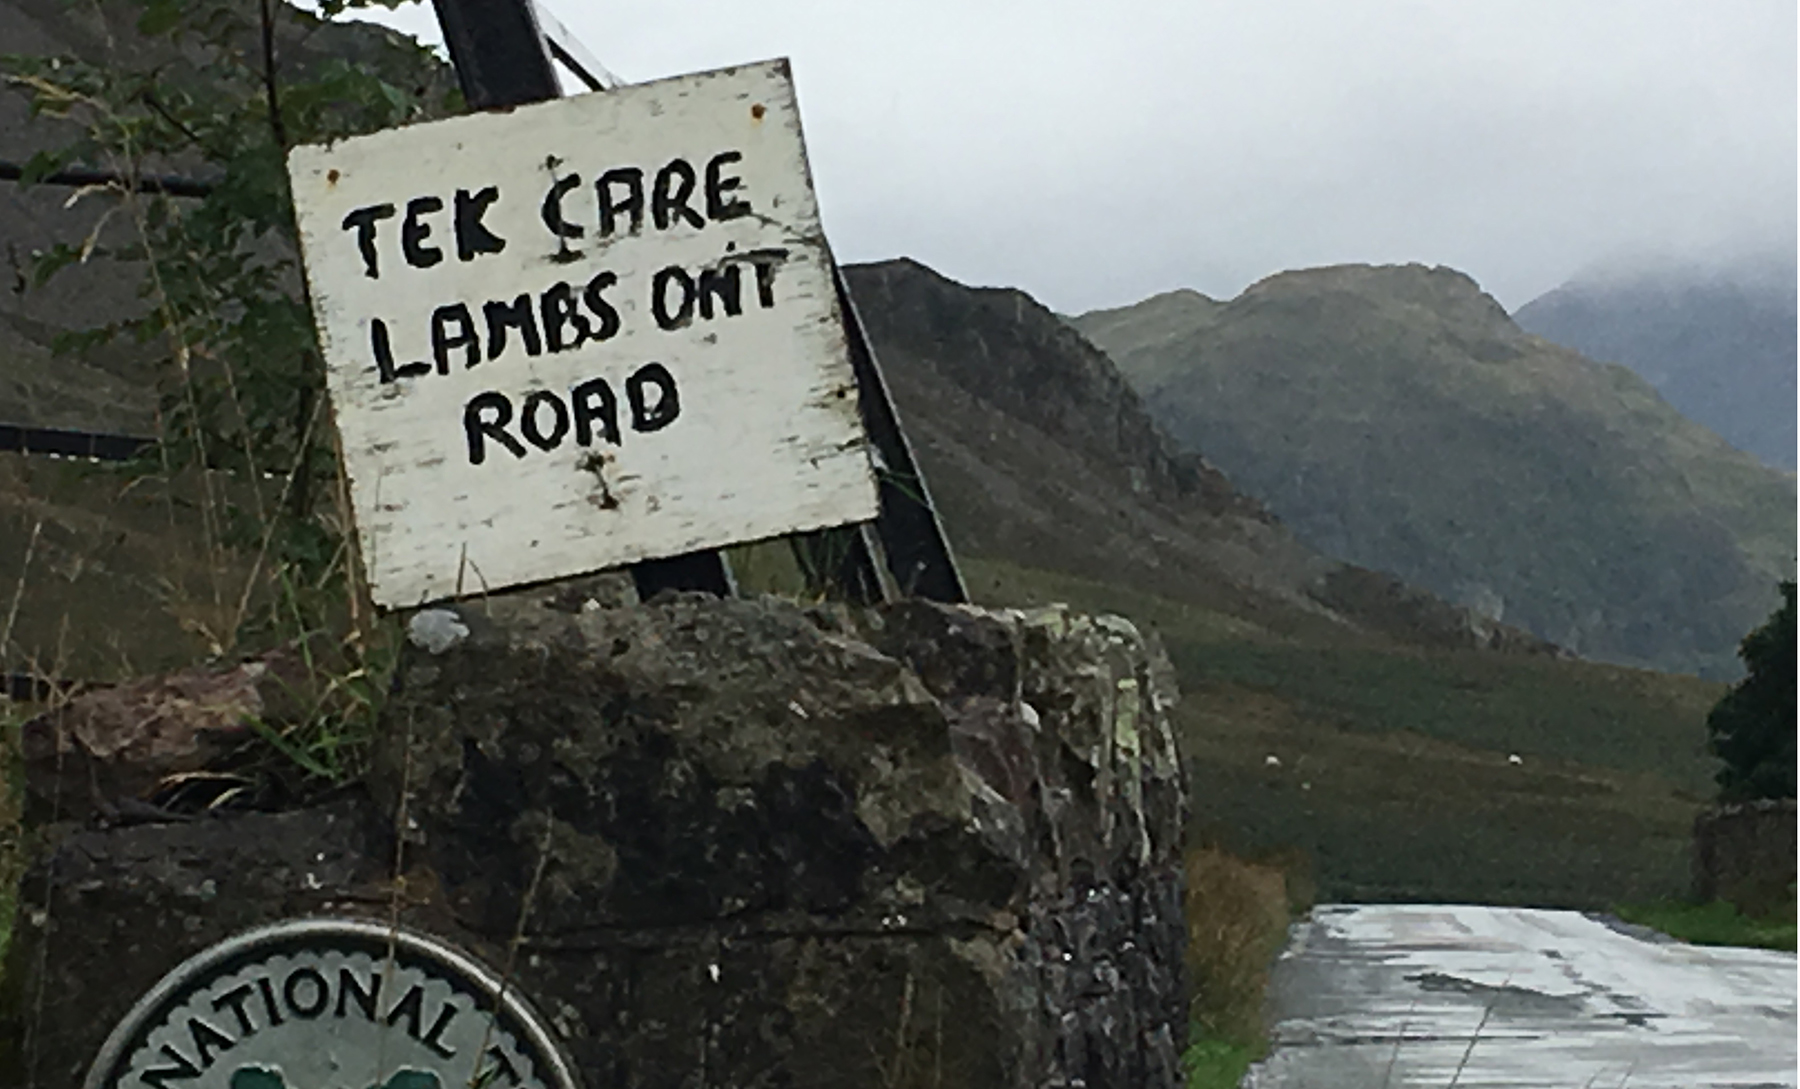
[428,0,966,606]
[428,0,737,601]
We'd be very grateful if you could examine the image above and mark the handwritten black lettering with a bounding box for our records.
[627,363,680,432]
[571,376,620,447]
[466,366,682,465]
[520,389,571,450]
[465,392,527,464]
[743,247,789,308]
[583,271,622,341]
[402,196,445,269]
[372,317,430,384]
[651,265,696,330]
[541,174,585,240]
[484,294,543,361]
[341,203,396,279]
[705,151,751,221]
[431,303,480,374]
[597,167,645,237]
[652,158,706,230]
[455,186,507,261]
[698,264,742,319]
[542,282,596,351]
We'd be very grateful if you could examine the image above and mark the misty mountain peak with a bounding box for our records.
[1515,257,1797,469]
[1242,263,1521,345]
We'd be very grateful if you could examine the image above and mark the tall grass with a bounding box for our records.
[1182,839,1305,1088]
[0,708,20,963]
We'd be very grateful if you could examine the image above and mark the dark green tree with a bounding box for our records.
[1707,580,1796,801]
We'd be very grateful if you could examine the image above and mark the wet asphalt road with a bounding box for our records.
[1244,904,1797,1089]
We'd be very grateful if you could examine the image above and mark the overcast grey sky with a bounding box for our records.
[343,1,1796,314]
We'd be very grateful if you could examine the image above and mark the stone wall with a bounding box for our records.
[1,589,1188,1087]
[1692,798,1796,917]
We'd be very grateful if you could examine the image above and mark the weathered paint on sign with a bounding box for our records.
[288,59,876,607]
[84,917,579,1088]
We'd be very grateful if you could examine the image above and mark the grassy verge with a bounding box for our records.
[1181,841,1306,1089]
[1614,899,1798,952]
[1183,1035,1263,1089]
[0,698,26,969]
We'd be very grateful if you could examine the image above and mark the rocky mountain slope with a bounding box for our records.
[845,259,1550,656]
[1073,263,1796,679]
[1514,257,1797,470]
[852,260,1720,908]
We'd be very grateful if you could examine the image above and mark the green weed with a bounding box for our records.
[1614,899,1797,952]
[1183,1032,1262,1089]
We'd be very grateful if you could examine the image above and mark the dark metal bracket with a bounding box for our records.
[531,1,620,91]
[832,262,966,603]
[430,0,734,601]
[0,159,212,198]
[430,0,966,605]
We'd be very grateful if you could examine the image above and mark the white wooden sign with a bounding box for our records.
[288,59,876,608]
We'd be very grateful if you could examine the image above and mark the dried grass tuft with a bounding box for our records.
[1183,839,1297,1044]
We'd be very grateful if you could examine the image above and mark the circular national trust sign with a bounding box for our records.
[85,918,579,1089]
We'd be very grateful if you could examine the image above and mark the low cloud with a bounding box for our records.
[336,0,1797,312]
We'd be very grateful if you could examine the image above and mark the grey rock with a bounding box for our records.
[4,592,1188,1088]
[15,642,331,825]
[405,607,470,654]
[0,797,392,1087]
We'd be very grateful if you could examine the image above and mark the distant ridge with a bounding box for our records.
[1074,262,1796,678]
[1515,257,1798,470]
[847,258,1554,656]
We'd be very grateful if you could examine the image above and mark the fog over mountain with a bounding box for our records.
[1515,253,1798,470]
[331,0,1796,316]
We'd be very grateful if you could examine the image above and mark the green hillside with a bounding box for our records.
[1073,264,1796,679]
[848,259,1723,908]
[964,556,1717,907]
